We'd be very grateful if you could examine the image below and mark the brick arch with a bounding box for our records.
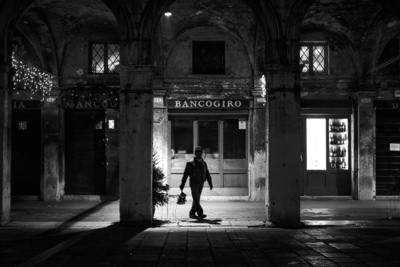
[140,0,282,64]
[0,0,36,64]
[360,10,400,76]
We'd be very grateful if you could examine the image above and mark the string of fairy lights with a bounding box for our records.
[12,53,53,100]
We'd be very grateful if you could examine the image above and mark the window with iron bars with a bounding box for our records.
[300,43,328,74]
[90,43,120,74]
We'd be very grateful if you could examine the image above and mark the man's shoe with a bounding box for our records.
[189,214,198,219]
[198,214,207,220]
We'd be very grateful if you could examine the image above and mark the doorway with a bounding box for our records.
[65,110,106,195]
[302,115,351,195]
[11,109,42,195]
[169,118,247,191]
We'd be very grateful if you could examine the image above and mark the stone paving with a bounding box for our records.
[1,199,400,266]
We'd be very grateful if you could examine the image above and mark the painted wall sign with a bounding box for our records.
[64,100,119,109]
[375,101,400,109]
[12,100,42,109]
[168,99,249,108]
[390,143,400,151]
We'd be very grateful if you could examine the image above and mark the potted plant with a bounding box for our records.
[152,154,169,216]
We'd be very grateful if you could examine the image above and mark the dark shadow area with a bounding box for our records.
[1,223,148,267]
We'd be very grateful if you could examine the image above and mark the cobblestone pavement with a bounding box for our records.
[1,199,400,266]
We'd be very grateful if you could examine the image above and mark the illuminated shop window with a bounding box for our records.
[199,121,218,157]
[224,119,246,159]
[171,119,193,157]
[306,118,326,170]
[300,43,328,74]
[18,121,28,130]
[90,43,120,74]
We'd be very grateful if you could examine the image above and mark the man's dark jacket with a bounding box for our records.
[180,158,213,188]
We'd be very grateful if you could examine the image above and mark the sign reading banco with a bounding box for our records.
[64,100,119,109]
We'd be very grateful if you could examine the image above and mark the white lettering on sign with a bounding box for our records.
[14,101,26,108]
[65,100,119,109]
[172,100,244,108]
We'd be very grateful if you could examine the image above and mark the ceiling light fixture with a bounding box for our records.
[164,9,172,17]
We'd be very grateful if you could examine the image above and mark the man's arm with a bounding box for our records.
[205,164,213,190]
[180,163,190,190]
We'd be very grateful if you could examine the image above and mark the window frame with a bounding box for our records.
[89,42,120,74]
[300,42,329,75]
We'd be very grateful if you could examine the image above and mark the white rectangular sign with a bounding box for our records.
[390,143,400,151]
[239,120,246,130]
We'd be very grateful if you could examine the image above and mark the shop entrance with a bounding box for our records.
[11,109,41,195]
[376,109,400,195]
[65,110,106,195]
[169,118,247,192]
[302,115,351,195]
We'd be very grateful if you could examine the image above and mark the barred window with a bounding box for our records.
[300,43,328,74]
[90,43,120,74]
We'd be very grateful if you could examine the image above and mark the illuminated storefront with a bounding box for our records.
[301,101,353,196]
[166,98,252,196]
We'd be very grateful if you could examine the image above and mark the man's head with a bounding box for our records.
[194,146,203,159]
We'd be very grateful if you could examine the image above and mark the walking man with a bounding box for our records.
[180,146,213,220]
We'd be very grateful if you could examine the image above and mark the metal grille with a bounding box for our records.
[92,44,105,73]
[313,46,325,73]
[300,44,327,74]
[300,46,310,72]
[107,44,120,73]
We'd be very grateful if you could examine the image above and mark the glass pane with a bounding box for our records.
[329,118,348,169]
[199,121,218,158]
[313,46,325,73]
[108,44,120,73]
[92,44,105,73]
[300,46,310,72]
[172,120,193,157]
[307,118,326,170]
[224,119,246,159]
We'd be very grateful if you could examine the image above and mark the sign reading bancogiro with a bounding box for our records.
[169,99,248,108]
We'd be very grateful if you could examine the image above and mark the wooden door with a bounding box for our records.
[169,118,247,189]
[376,109,400,195]
[11,110,41,195]
[65,110,106,195]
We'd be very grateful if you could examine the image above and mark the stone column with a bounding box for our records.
[119,65,154,223]
[42,91,62,201]
[265,64,301,228]
[357,97,375,200]
[0,64,12,226]
[250,90,267,201]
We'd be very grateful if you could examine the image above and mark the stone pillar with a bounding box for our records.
[119,65,154,223]
[357,97,375,200]
[265,64,301,228]
[0,64,11,226]
[42,91,62,201]
[250,90,267,201]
